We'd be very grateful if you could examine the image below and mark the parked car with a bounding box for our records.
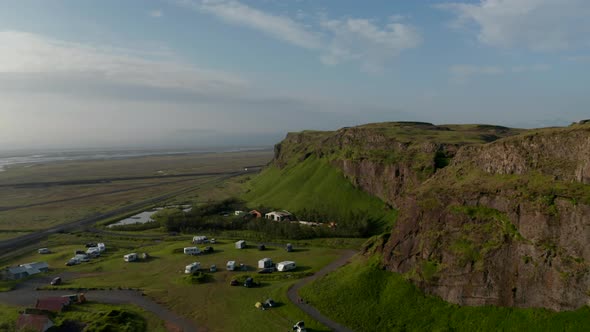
[65,259,79,266]
[74,250,85,255]
[230,279,239,286]
[264,298,276,308]
[209,264,217,272]
[258,244,266,251]
[202,246,214,254]
[85,242,97,248]
[50,277,62,285]
[38,248,51,254]
[258,267,275,274]
[244,277,255,288]
[210,238,216,244]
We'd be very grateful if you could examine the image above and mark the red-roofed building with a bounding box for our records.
[35,296,71,312]
[16,314,54,332]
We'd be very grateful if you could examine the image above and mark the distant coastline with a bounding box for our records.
[0,146,271,172]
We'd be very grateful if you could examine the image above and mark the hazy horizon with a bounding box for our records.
[2,0,589,150]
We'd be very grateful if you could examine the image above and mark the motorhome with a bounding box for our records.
[184,247,201,255]
[258,258,273,269]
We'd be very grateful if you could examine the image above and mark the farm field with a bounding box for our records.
[3,233,344,331]
[0,150,273,240]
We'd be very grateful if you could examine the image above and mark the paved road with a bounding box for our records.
[0,273,198,331]
[0,169,258,261]
[287,250,357,332]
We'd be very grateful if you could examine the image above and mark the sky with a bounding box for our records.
[1,0,589,150]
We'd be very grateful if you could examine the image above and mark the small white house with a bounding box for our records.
[192,236,208,244]
[277,261,296,272]
[264,211,293,222]
[185,262,201,274]
[184,247,201,255]
[124,253,138,262]
[258,258,273,269]
[38,248,50,254]
[226,260,236,271]
[235,240,246,249]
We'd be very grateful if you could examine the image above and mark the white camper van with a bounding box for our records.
[184,247,201,255]
[235,240,246,249]
[226,260,236,271]
[277,261,296,272]
[124,253,138,262]
[258,258,273,269]
[185,262,201,274]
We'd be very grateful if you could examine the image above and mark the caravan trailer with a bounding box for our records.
[124,253,138,262]
[184,247,201,255]
[226,260,236,271]
[235,240,246,249]
[258,258,273,269]
[277,261,296,272]
[185,262,201,274]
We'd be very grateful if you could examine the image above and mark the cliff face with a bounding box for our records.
[381,124,590,311]
[273,122,517,207]
[270,121,590,311]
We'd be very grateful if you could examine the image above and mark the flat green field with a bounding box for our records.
[0,150,273,239]
[8,234,342,331]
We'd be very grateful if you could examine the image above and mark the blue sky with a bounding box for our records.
[0,0,589,149]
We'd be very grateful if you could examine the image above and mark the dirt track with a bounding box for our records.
[287,250,356,332]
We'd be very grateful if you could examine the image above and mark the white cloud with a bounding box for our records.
[320,18,421,72]
[149,10,163,18]
[439,0,590,51]
[0,30,247,97]
[186,0,322,49]
[176,0,421,72]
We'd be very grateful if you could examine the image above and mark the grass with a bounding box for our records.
[300,255,590,332]
[0,150,273,238]
[4,234,343,331]
[0,303,21,331]
[244,156,396,229]
[55,302,167,332]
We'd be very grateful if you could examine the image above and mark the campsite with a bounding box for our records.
[1,231,347,331]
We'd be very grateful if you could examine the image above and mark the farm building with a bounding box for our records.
[235,240,246,249]
[16,314,54,332]
[4,262,49,280]
[35,297,71,312]
[264,211,293,222]
[258,258,273,269]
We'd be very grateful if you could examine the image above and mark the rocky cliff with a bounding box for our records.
[270,121,590,311]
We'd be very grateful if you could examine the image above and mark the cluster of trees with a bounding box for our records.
[148,198,385,239]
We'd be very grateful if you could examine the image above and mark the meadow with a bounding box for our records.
[4,232,343,331]
[300,255,590,332]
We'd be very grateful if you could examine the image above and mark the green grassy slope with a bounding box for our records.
[300,256,590,332]
[243,156,396,227]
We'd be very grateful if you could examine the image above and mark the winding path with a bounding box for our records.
[0,273,198,332]
[287,250,356,332]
